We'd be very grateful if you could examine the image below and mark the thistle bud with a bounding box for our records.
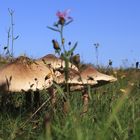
[68,42,71,46]
[62,38,65,45]
[52,40,60,51]
[72,54,80,65]
[58,17,65,25]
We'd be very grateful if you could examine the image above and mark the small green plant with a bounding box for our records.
[94,43,99,66]
[48,9,78,94]
[3,8,19,60]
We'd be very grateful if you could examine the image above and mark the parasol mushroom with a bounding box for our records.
[36,54,78,72]
[54,68,97,85]
[36,54,79,107]
[54,68,98,113]
[80,65,117,86]
[71,65,117,113]
[54,65,117,113]
[0,56,54,108]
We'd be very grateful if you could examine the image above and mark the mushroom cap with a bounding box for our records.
[55,65,117,91]
[54,68,97,91]
[0,56,53,93]
[80,66,117,83]
[54,68,97,85]
[36,54,78,71]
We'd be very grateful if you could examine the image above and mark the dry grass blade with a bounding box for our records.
[19,97,51,129]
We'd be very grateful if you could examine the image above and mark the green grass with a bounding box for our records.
[0,69,140,140]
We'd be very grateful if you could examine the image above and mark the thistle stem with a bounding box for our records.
[60,25,66,53]
[60,25,69,94]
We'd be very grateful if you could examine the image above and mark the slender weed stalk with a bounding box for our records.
[4,8,19,60]
[94,43,99,67]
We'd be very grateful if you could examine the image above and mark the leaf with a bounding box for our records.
[3,46,8,50]
[53,22,59,27]
[5,76,10,89]
[30,84,34,88]
[47,26,60,32]
[88,85,92,100]
[14,35,19,40]
[67,42,78,56]
[6,50,10,55]
[55,49,61,55]
[64,19,73,26]
[9,76,12,82]
[53,82,66,99]
[71,42,78,52]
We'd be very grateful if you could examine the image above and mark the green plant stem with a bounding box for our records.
[8,8,15,59]
[60,25,66,53]
[65,58,70,94]
[59,25,70,94]
[6,28,10,55]
[10,11,14,58]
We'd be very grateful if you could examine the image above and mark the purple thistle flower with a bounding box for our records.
[56,9,73,25]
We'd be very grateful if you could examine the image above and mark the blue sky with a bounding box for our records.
[0,0,140,67]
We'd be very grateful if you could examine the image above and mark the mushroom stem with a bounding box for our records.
[25,91,32,109]
[48,87,56,108]
[63,84,70,114]
[82,89,89,113]
[34,89,40,108]
[43,113,51,139]
[1,93,14,111]
[1,94,7,110]
[63,97,69,114]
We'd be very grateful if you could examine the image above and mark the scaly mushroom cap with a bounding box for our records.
[54,68,97,86]
[80,66,117,86]
[55,65,117,91]
[36,54,78,71]
[0,56,53,93]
